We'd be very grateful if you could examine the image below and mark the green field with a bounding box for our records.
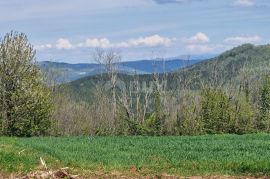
[1,134,270,177]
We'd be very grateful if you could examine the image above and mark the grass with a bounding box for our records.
[1,134,270,176]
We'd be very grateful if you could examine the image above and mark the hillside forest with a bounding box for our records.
[1,32,270,136]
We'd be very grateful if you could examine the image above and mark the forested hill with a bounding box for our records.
[65,44,270,99]
[171,44,270,89]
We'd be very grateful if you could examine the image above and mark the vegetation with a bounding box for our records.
[259,75,270,131]
[1,31,270,137]
[1,31,270,177]
[48,44,270,136]
[1,134,270,176]
[174,44,270,89]
[66,44,270,94]
[0,32,52,137]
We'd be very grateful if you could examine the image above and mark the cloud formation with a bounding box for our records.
[183,32,213,53]
[83,38,111,48]
[186,32,209,43]
[127,35,172,47]
[80,35,172,48]
[36,35,174,50]
[34,32,263,57]
[224,35,261,44]
[56,38,73,49]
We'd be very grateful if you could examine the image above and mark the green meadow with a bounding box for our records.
[1,134,270,176]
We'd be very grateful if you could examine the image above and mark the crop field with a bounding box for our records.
[1,134,270,177]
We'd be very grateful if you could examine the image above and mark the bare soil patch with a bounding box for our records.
[1,170,269,179]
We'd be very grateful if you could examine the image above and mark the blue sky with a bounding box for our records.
[0,0,270,63]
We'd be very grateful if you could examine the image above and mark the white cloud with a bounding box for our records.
[234,0,254,7]
[56,38,73,49]
[224,35,261,44]
[83,38,111,48]
[127,35,172,47]
[183,32,212,53]
[186,44,213,53]
[78,35,173,48]
[35,35,174,51]
[187,32,209,43]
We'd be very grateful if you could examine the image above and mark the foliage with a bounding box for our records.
[176,92,202,135]
[49,44,270,136]
[65,44,270,98]
[174,44,270,90]
[0,30,269,137]
[200,88,234,133]
[0,32,52,136]
[259,75,270,131]
[232,93,255,134]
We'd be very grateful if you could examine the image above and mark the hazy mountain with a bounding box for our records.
[39,58,202,82]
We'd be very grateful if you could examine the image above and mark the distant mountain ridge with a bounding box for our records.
[64,44,270,100]
[39,58,204,82]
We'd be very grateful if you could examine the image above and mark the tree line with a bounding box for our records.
[50,46,270,136]
[1,32,270,136]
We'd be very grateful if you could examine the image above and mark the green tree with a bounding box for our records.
[142,90,166,136]
[259,75,270,131]
[232,94,255,134]
[200,88,234,133]
[0,31,52,136]
[176,92,202,135]
[153,90,164,134]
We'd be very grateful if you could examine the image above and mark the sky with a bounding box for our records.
[0,0,270,63]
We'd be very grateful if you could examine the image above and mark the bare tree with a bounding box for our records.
[92,48,121,132]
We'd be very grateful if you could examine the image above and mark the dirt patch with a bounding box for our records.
[2,172,268,179]
[0,169,76,179]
